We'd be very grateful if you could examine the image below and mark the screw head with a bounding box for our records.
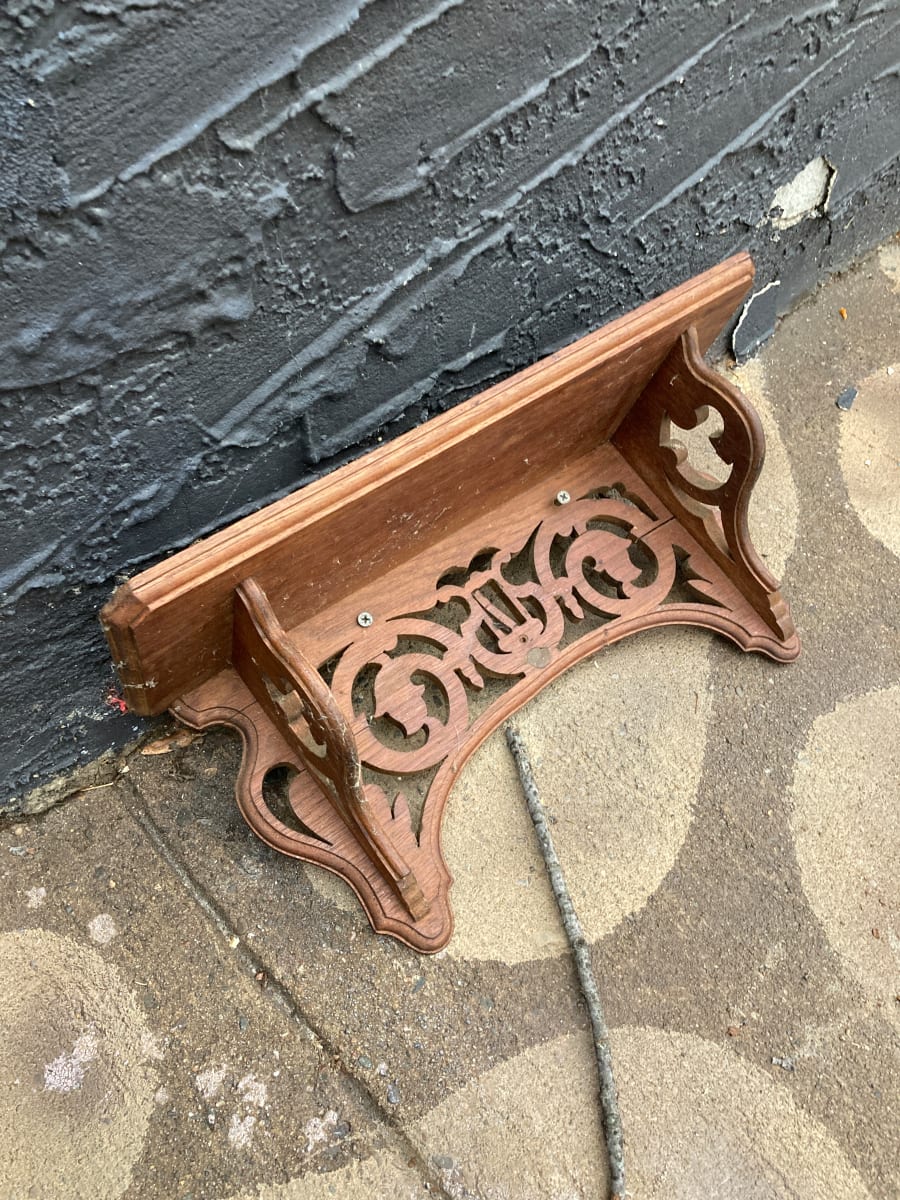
[555,490,571,506]
[357,611,374,628]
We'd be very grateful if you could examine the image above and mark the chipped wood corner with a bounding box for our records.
[101,253,799,953]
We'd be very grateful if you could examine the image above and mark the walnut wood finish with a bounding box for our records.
[102,254,799,953]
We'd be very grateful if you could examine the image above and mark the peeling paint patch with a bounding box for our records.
[195,1062,229,1101]
[237,1072,268,1108]
[87,913,118,945]
[770,157,836,229]
[44,1030,98,1093]
[228,1111,256,1150]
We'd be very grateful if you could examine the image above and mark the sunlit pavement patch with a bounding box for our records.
[0,929,158,1200]
[415,1027,872,1199]
[444,629,719,962]
[789,685,900,1029]
[839,363,900,561]
[227,1147,430,1199]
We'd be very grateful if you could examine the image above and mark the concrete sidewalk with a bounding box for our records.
[2,239,898,1200]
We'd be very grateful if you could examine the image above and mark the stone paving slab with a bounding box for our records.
[2,238,899,1200]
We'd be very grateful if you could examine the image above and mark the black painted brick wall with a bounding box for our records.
[2,0,899,806]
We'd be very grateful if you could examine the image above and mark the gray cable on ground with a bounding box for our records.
[505,724,626,1200]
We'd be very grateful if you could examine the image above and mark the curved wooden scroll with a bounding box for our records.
[102,256,800,954]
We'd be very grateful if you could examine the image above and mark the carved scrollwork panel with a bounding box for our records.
[329,493,716,782]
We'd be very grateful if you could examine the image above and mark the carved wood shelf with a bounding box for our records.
[102,254,799,953]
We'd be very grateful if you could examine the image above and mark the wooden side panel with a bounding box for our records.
[612,326,796,643]
[101,254,754,713]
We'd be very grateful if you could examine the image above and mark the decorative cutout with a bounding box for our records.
[663,406,731,488]
[330,494,682,777]
[102,256,800,953]
[613,326,794,634]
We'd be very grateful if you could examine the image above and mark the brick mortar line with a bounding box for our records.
[119,775,451,1198]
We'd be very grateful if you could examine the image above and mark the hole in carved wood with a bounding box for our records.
[361,761,438,832]
[663,547,731,610]
[663,405,731,488]
[262,674,328,760]
[498,530,540,588]
[581,482,659,520]
[352,657,455,761]
[437,549,499,590]
[261,765,332,845]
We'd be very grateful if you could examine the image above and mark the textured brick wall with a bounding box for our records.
[2,0,898,806]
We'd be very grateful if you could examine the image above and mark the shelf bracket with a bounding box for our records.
[232,578,430,923]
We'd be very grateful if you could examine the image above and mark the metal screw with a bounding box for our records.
[357,611,374,628]
[555,490,571,506]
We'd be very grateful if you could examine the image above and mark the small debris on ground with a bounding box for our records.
[839,307,848,320]
[771,1055,796,1071]
[836,386,857,411]
[141,730,200,756]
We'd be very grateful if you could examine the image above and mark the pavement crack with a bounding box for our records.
[119,779,452,1198]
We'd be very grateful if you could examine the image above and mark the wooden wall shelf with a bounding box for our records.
[102,254,799,953]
